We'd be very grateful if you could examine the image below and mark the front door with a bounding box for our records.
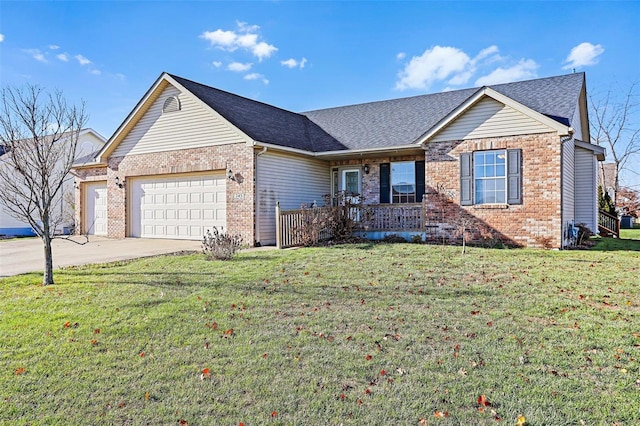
[341,169,360,197]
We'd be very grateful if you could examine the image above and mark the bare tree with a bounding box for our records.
[590,82,640,202]
[0,84,87,285]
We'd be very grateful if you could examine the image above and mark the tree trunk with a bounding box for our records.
[43,235,54,285]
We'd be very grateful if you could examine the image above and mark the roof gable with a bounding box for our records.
[110,81,248,157]
[305,73,585,150]
[428,97,560,142]
[168,75,347,152]
[421,86,572,144]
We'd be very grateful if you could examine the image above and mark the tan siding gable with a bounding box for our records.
[431,97,554,142]
[112,85,247,157]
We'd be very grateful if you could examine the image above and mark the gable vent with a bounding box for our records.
[162,96,181,113]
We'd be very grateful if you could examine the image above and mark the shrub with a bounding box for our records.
[202,227,243,260]
[382,234,407,243]
[411,235,424,244]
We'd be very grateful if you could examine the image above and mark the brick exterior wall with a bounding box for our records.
[74,133,563,248]
[424,132,563,248]
[330,154,425,204]
[329,133,563,248]
[74,143,256,244]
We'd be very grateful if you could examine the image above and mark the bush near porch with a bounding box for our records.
[1,242,639,424]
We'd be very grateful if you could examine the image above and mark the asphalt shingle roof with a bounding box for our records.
[169,75,347,152]
[303,73,585,150]
[170,72,585,153]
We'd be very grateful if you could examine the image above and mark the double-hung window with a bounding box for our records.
[474,151,506,204]
[391,161,416,203]
[460,149,522,206]
[379,160,425,204]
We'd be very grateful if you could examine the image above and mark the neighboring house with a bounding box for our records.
[598,162,618,202]
[0,129,106,236]
[73,72,604,248]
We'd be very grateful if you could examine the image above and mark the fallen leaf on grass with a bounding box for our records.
[516,415,526,425]
[178,420,188,426]
[145,392,149,401]
[15,367,25,375]
[365,354,372,360]
[201,368,211,380]
[271,411,278,417]
[478,394,491,407]
[140,352,145,357]
[434,410,449,418]
[94,328,101,334]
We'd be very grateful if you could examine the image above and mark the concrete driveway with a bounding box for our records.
[0,236,202,278]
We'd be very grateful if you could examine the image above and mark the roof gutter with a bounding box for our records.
[251,140,421,159]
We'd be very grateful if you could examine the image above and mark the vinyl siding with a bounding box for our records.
[1,132,102,234]
[431,98,553,142]
[112,85,247,157]
[570,104,583,141]
[574,146,597,232]
[561,138,575,247]
[256,151,331,245]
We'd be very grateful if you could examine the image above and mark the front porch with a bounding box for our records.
[275,195,503,249]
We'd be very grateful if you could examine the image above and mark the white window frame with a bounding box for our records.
[473,150,507,205]
[390,161,416,204]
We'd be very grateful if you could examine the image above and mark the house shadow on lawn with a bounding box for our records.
[589,237,640,252]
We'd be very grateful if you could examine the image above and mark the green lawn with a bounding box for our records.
[1,241,639,425]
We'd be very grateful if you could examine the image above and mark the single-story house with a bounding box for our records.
[73,72,604,248]
[0,128,106,236]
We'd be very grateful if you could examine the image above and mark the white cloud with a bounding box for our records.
[562,42,604,69]
[25,49,47,63]
[395,44,536,90]
[75,54,92,66]
[90,69,101,75]
[228,62,253,72]
[48,44,60,50]
[252,41,277,61]
[396,52,406,60]
[475,59,539,86]
[281,57,307,69]
[200,22,277,61]
[212,61,222,68]
[56,53,69,62]
[244,73,269,85]
[237,21,259,33]
[395,46,470,90]
[0,34,4,42]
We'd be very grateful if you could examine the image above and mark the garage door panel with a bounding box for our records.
[131,173,226,240]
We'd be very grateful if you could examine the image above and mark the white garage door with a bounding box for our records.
[130,173,226,240]
[85,181,108,236]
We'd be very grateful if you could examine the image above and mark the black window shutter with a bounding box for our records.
[415,160,425,202]
[460,153,473,205]
[380,163,390,203]
[507,149,522,204]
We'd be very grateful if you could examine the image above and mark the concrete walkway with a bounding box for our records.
[0,236,202,277]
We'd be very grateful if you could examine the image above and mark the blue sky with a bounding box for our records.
[1,1,639,186]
